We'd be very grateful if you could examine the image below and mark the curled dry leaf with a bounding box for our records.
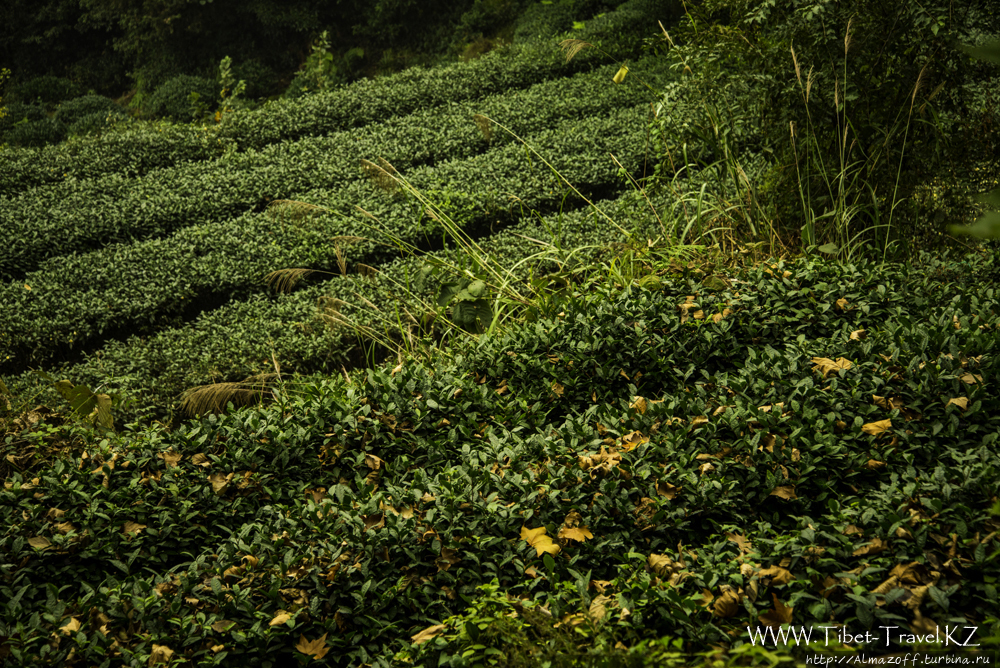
[850,329,867,340]
[122,521,147,536]
[59,617,81,635]
[770,486,797,500]
[811,357,852,378]
[836,298,850,311]
[861,419,892,436]
[411,624,446,646]
[865,459,886,470]
[558,526,594,543]
[589,594,613,622]
[520,526,561,557]
[656,481,678,500]
[758,593,794,627]
[946,397,969,410]
[726,532,753,555]
[269,612,292,627]
[620,431,649,452]
[873,395,904,410]
[148,645,175,666]
[551,381,565,397]
[208,472,233,495]
[295,633,330,660]
[712,587,742,618]
[852,536,889,557]
[629,396,648,414]
[160,450,182,468]
[758,566,794,586]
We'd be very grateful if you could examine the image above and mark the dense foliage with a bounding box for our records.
[2,1,999,666]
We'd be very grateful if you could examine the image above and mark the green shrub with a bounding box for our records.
[55,94,123,128]
[0,59,670,281]
[2,116,67,147]
[0,0,656,196]
[0,92,666,375]
[0,101,46,134]
[144,74,216,121]
[6,75,82,106]
[66,111,129,137]
[232,58,279,100]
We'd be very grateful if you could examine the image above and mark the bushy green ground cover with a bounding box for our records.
[1,246,998,666]
[0,0,657,200]
[3,2,1000,665]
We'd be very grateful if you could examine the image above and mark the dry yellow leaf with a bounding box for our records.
[727,532,753,554]
[811,357,852,378]
[59,617,81,635]
[712,587,742,618]
[629,396,648,414]
[849,329,867,340]
[836,298,850,311]
[212,620,236,632]
[873,395,904,410]
[411,624,446,646]
[160,450,182,468]
[521,526,561,557]
[620,431,649,451]
[689,415,709,430]
[551,381,565,396]
[852,536,888,557]
[269,612,292,627]
[758,594,794,627]
[861,419,892,435]
[28,536,51,551]
[208,472,233,495]
[656,481,678,500]
[758,566,794,586]
[365,454,383,470]
[770,486,797,500]
[123,521,147,536]
[865,459,886,470]
[589,594,613,621]
[648,553,676,577]
[295,633,330,660]
[960,373,983,385]
[149,645,175,666]
[947,397,969,410]
[558,526,594,543]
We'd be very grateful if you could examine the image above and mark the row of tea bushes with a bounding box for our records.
[2,250,997,666]
[0,100,663,374]
[3,190,665,423]
[0,0,661,199]
[0,61,673,281]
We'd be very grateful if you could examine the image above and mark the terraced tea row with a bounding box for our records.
[0,102,663,376]
[0,60,674,281]
[4,190,664,421]
[0,0,660,199]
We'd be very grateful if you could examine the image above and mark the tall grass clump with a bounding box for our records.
[647,0,1000,260]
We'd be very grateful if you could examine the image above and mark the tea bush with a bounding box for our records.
[5,75,82,106]
[0,59,671,282]
[0,0,656,199]
[2,249,997,666]
[2,189,664,423]
[143,74,217,122]
[54,95,124,128]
